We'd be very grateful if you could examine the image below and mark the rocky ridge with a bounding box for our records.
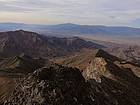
[4,65,93,105]
[0,30,105,58]
[4,60,140,105]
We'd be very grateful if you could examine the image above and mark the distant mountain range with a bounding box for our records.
[0,22,140,36]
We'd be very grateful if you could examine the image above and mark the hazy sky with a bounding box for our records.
[0,0,140,27]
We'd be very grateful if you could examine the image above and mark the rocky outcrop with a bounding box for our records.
[4,65,94,105]
[84,57,111,83]
[4,62,140,105]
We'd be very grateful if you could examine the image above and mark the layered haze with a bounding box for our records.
[0,22,140,46]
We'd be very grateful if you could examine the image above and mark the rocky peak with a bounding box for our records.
[3,62,140,105]
[4,65,93,105]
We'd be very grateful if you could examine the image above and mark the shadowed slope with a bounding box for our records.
[4,63,140,105]
[0,55,49,101]
[0,30,105,58]
[51,49,121,71]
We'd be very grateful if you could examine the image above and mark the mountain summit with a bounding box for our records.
[4,60,140,105]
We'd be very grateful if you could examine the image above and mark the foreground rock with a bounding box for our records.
[0,55,49,101]
[4,62,140,105]
[4,65,93,105]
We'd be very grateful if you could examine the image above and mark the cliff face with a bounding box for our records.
[4,62,140,105]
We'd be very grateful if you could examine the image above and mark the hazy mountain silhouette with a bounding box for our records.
[0,23,140,36]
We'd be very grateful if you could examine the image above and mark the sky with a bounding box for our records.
[0,0,140,27]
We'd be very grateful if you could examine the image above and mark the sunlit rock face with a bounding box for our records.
[84,57,111,83]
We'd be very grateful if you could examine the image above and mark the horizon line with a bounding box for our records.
[0,21,140,29]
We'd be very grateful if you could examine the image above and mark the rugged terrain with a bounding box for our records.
[0,30,104,58]
[51,49,140,79]
[0,30,139,105]
[107,46,140,63]
[4,57,140,105]
[0,55,49,101]
[50,49,121,71]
